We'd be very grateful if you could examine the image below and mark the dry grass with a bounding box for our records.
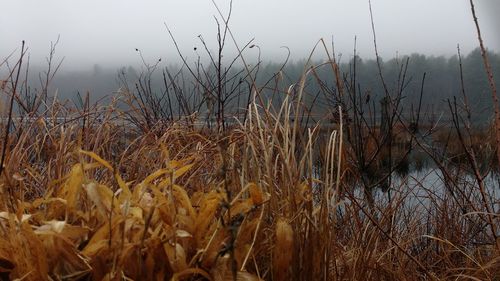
[0,46,498,281]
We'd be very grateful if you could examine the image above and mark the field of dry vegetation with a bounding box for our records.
[0,2,499,280]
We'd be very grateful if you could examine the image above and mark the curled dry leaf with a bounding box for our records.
[57,164,84,213]
[164,242,188,272]
[195,190,223,247]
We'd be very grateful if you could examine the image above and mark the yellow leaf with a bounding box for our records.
[115,172,132,202]
[84,182,114,218]
[83,217,122,257]
[142,168,170,185]
[59,164,84,211]
[195,191,223,247]
[158,164,194,189]
[83,162,101,171]
[174,163,194,178]
[79,150,114,171]
[129,207,143,220]
[172,184,196,219]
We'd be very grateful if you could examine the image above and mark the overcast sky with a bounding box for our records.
[1,0,499,70]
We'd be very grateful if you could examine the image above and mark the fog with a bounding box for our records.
[1,0,499,70]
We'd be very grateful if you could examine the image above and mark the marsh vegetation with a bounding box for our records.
[0,1,499,280]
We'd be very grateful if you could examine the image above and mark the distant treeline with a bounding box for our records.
[45,47,499,122]
[258,48,500,123]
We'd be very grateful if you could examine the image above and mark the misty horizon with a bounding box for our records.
[1,0,499,71]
